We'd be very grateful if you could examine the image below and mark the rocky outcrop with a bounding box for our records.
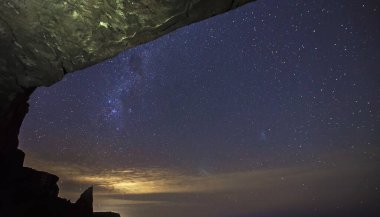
[73,187,94,217]
[94,213,121,217]
[0,88,35,163]
[0,150,117,217]
[0,148,93,217]
[0,149,120,217]
[0,0,256,216]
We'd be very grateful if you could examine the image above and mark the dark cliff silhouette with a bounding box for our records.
[0,90,117,217]
[0,147,119,217]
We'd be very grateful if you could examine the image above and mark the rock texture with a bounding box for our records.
[0,0,255,119]
[0,0,256,216]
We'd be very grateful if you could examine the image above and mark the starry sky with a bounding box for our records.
[19,1,380,217]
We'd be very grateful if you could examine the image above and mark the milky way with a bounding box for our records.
[20,1,380,217]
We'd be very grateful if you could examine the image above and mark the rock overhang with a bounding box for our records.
[0,0,256,119]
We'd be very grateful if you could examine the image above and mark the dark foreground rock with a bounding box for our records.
[94,212,121,217]
[0,148,103,217]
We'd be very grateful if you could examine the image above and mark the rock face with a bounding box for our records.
[0,148,93,217]
[0,150,117,217]
[0,0,256,216]
[74,187,94,217]
[0,0,255,120]
[94,212,121,217]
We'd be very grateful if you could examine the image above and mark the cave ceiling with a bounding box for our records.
[0,0,255,121]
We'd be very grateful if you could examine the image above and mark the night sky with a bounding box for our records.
[20,1,380,217]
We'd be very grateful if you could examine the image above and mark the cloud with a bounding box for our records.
[23,149,380,217]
